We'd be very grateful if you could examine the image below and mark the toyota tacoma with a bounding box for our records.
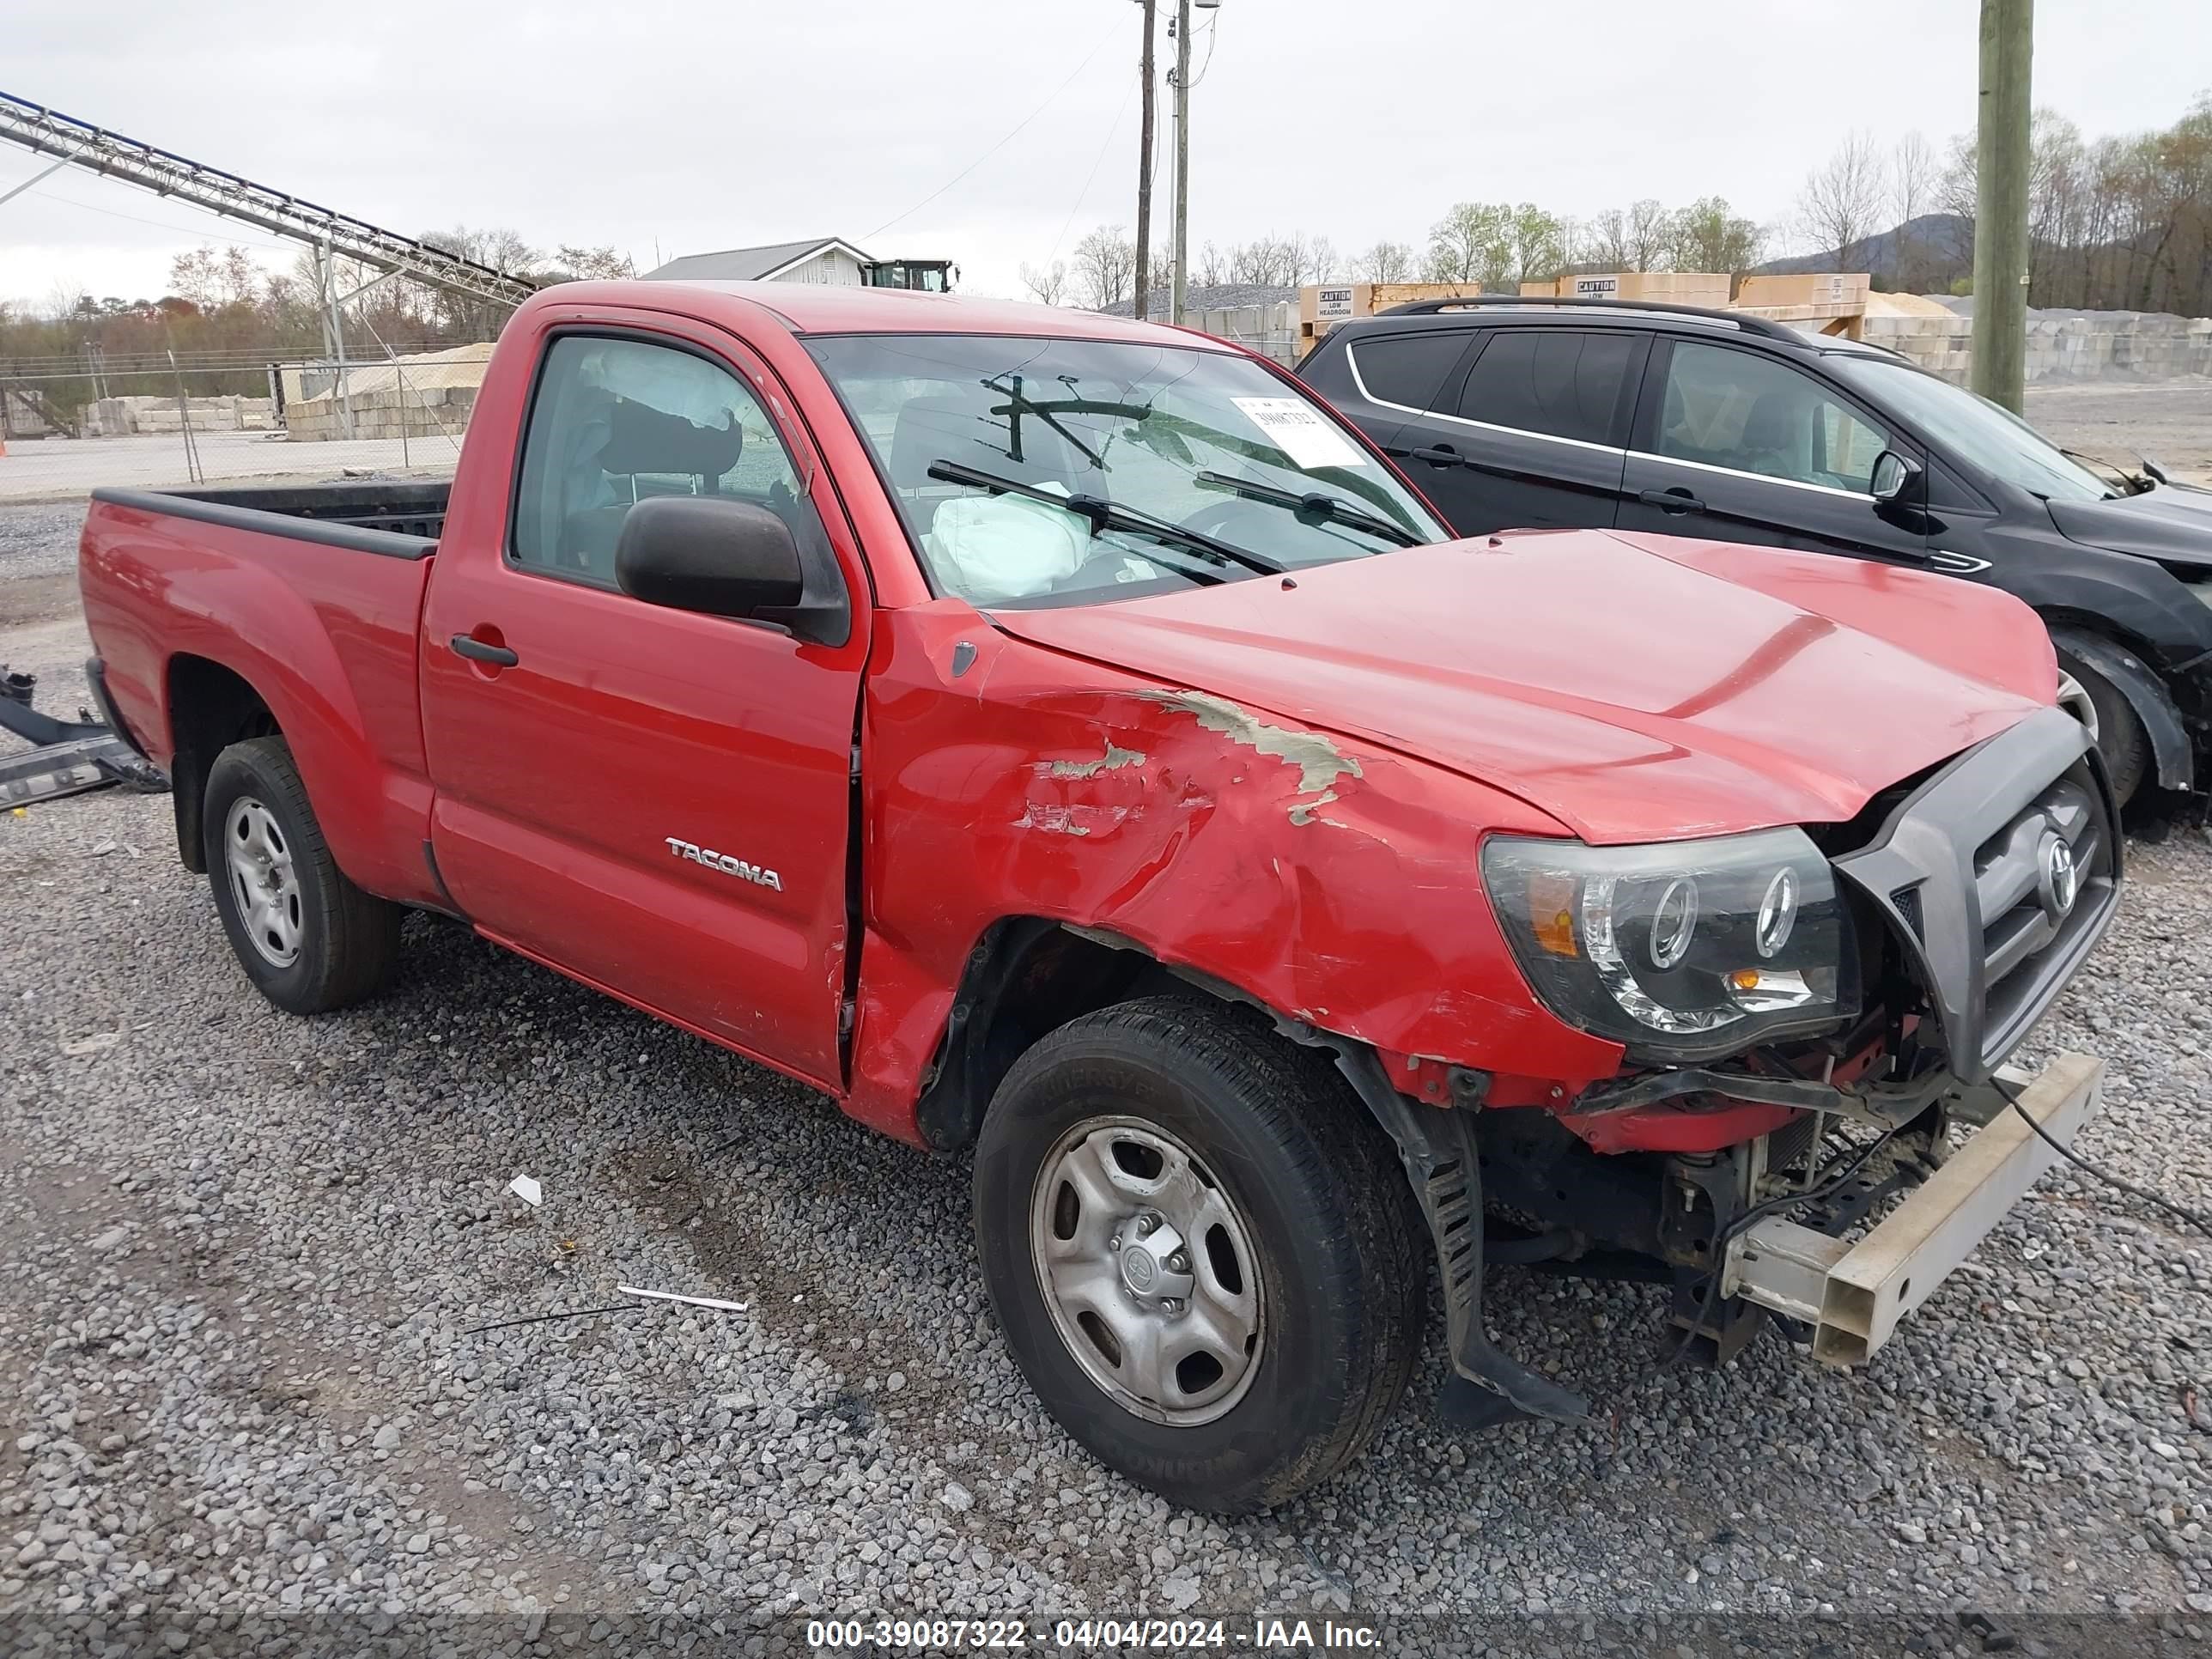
[79,280,2121,1513]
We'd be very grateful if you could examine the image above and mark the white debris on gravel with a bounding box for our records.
[3,499,2210,1654]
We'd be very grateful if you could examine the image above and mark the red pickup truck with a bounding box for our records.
[80,282,2120,1513]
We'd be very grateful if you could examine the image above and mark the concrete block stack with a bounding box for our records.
[281,383,479,442]
[82,395,276,435]
[1862,302,2212,387]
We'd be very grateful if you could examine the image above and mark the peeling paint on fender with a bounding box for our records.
[1136,688,1361,821]
[841,605,1622,1147]
[1045,742,1146,780]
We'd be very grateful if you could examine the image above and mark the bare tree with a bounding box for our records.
[550,245,636,281]
[1291,234,1343,285]
[1194,241,1228,286]
[1352,240,1415,283]
[41,276,88,321]
[1796,131,1888,270]
[1937,131,1978,222]
[1627,198,1673,271]
[1072,225,1136,311]
[1889,131,1940,289]
[1019,260,1070,307]
[1588,208,1632,271]
[422,225,541,337]
[1228,234,1297,286]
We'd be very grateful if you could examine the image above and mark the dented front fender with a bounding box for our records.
[842,601,1623,1143]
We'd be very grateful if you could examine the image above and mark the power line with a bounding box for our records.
[2,173,301,257]
[864,18,1123,241]
[0,90,539,311]
[1187,8,1220,88]
[1046,63,1139,268]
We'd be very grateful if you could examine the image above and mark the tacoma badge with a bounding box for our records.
[665,837,783,891]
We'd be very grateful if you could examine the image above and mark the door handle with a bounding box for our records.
[1410,445,1462,467]
[449,634,520,667]
[1638,487,1705,514]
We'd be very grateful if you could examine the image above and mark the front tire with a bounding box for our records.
[203,735,402,1013]
[973,997,1423,1513]
[2051,638,2150,806]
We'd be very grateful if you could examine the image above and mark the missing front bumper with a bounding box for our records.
[1727,1050,2104,1367]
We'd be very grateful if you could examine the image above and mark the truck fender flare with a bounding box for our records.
[1327,1043,1591,1426]
[2047,623,2193,791]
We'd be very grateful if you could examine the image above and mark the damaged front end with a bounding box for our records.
[1406,704,2122,1415]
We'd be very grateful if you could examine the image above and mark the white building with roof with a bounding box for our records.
[642,238,957,292]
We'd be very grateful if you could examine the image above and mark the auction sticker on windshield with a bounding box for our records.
[1231,398,1368,471]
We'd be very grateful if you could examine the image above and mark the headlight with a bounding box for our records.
[1480,826,1857,1061]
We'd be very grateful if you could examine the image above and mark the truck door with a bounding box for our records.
[1382,327,1644,536]
[418,319,866,1088]
[1616,337,1930,566]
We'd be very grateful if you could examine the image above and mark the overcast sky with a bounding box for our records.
[3,0,2205,309]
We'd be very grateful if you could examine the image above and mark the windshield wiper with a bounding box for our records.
[927,459,1285,577]
[2057,447,2142,497]
[1194,471,1425,546]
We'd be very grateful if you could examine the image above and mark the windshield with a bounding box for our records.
[805,333,1449,607]
[1828,356,2117,503]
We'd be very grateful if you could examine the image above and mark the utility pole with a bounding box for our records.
[1170,0,1192,325]
[1133,0,1157,325]
[1971,0,2033,414]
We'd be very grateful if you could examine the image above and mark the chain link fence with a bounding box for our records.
[0,343,488,502]
[1,307,1314,504]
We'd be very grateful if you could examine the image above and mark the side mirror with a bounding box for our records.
[1869,449,1924,505]
[2141,454,2172,487]
[615,496,804,622]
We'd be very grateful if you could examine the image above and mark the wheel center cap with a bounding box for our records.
[1121,1249,1158,1293]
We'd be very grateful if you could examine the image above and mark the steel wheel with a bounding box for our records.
[1029,1115,1266,1426]
[224,795,303,967]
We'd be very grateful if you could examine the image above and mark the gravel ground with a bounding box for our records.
[2027,379,2212,488]
[3,501,2210,1657]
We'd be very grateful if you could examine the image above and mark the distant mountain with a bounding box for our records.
[1755,213,1974,287]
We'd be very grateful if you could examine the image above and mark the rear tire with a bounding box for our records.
[202,735,402,1013]
[2051,643,2149,806]
[973,996,1423,1514]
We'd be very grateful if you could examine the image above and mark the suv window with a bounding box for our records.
[512,334,804,585]
[1656,341,1890,493]
[1454,330,1635,446]
[1349,331,1467,411]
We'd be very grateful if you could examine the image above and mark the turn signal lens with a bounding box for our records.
[1528,873,1578,957]
[1729,969,1762,992]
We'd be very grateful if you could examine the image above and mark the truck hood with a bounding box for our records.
[2048,481,2212,574]
[991,529,2049,844]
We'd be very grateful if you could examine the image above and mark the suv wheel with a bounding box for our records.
[2051,642,2149,806]
[204,736,403,1013]
[973,996,1422,1513]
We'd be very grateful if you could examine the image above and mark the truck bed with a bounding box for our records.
[80,477,447,909]
[90,478,451,548]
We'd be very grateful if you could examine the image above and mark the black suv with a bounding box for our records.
[1297,295,2212,805]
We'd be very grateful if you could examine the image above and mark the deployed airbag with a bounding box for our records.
[924,487,1089,603]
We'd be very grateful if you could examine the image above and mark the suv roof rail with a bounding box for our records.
[1376,294,1801,343]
